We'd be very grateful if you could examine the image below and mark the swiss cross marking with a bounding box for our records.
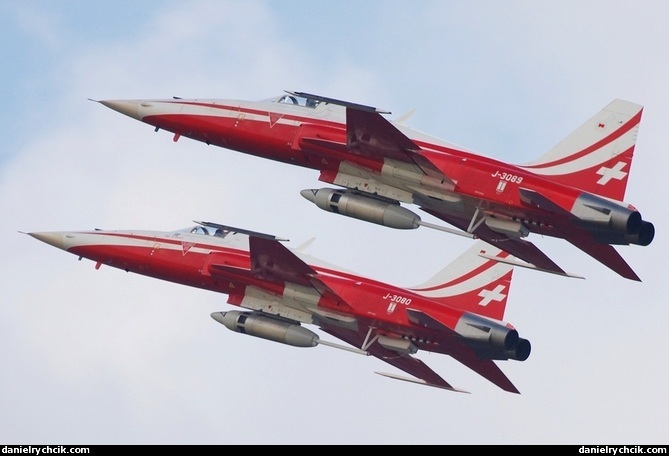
[596,161,627,185]
[478,285,506,307]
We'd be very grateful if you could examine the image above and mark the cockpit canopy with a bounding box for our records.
[173,221,286,242]
[273,93,320,108]
[182,224,230,238]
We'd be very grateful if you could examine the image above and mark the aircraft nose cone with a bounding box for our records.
[28,232,66,250]
[98,100,142,120]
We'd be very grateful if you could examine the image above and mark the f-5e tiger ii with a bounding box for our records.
[96,92,655,280]
[29,221,529,394]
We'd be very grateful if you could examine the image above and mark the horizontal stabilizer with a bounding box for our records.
[449,350,521,394]
[375,371,469,393]
[567,236,641,281]
[477,253,584,279]
[320,325,457,390]
[422,207,568,276]
[406,310,521,393]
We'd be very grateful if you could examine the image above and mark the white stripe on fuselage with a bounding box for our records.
[63,231,235,256]
[139,101,312,130]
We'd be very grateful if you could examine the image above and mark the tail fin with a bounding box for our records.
[521,99,643,201]
[409,241,513,321]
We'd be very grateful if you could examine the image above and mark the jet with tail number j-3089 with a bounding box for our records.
[96,92,655,281]
[28,221,529,394]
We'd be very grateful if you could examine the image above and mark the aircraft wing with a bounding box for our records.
[293,91,450,181]
[246,235,316,286]
[208,236,352,308]
[318,324,468,393]
[345,107,454,182]
[345,108,421,162]
[289,90,416,164]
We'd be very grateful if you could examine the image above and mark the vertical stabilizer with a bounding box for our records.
[521,99,643,201]
[409,241,513,320]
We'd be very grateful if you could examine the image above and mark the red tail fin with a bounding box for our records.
[409,241,513,321]
[521,99,643,201]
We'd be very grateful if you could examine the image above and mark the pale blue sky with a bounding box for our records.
[2,0,668,444]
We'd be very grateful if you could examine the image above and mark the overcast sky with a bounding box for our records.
[2,0,668,445]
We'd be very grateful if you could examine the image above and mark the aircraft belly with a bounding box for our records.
[422,191,557,234]
[144,114,316,168]
[331,161,467,206]
[71,244,209,286]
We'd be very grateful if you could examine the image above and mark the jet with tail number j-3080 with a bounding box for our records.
[28,221,529,394]
[97,92,655,281]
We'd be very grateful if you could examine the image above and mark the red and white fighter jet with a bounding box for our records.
[97,92,655,281]
[29,221,529,394]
